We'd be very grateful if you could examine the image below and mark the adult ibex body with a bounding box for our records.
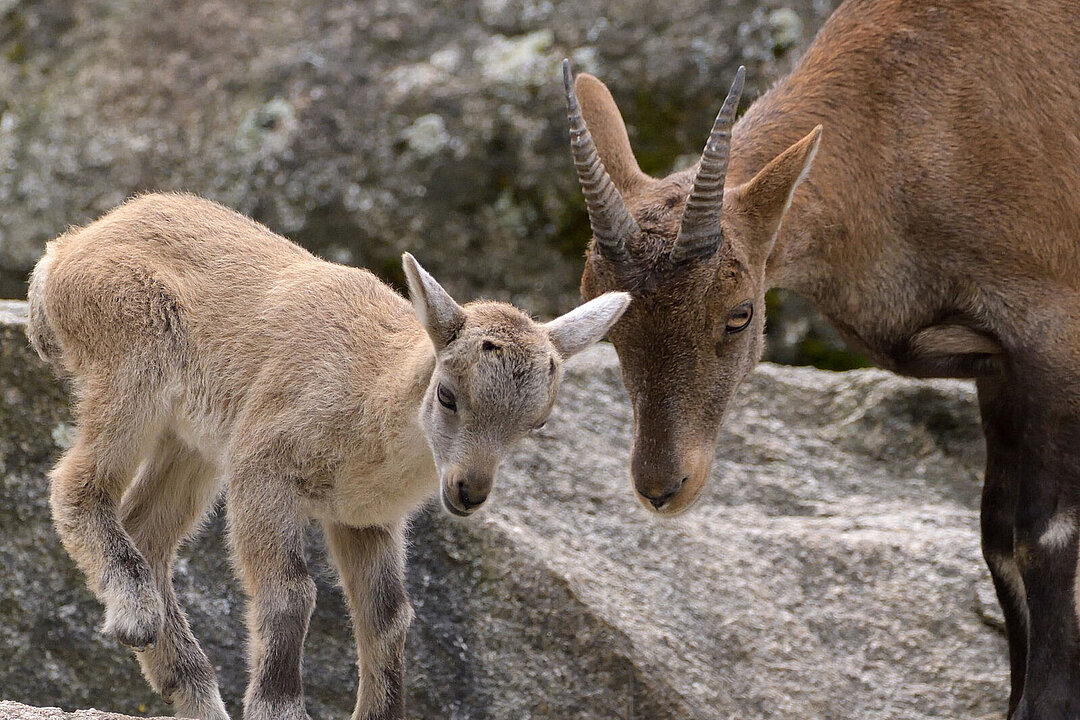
[27,192,629,720]
[563,0,1080,717]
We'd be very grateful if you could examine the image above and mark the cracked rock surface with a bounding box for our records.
[0,701,165,719]
[0,301,1008,719]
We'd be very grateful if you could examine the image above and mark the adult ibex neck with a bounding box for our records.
[727,72,868,298]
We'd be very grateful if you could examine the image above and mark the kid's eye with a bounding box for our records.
[437,384,457,412]
[725,302,754,334]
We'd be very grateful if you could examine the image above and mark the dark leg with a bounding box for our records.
[978,377,1030,718]
[322,522,412,720]
[993,368,1080,720]
[1012,423,1080,720]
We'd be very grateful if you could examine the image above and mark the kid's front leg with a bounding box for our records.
[323,521,413,720]
[228,468,316,720]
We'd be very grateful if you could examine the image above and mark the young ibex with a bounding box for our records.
[26,192,630,720]
[562,0,1080,717]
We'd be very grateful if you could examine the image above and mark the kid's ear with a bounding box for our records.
[545,292,632,358]
[725,125,822,253]
[402,253,466,350]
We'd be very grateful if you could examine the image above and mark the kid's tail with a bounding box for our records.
[26,248,62,366]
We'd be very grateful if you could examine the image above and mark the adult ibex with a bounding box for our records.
[562,0,1080,717]
[27,192,629,720]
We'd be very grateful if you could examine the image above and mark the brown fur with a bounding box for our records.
[569,1,1080,717]
[27,192,629,720]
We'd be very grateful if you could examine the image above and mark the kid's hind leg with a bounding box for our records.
[121,433,229,720]
[50,380,165,650]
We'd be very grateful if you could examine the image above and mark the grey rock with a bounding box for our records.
[0,301,1008,719]
[0,0,845,365]
[766,289,866,370]
[0,701,164,719]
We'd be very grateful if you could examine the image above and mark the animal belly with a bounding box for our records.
[168,401,229,471]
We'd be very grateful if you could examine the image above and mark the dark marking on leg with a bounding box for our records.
[323,522,411,720]
[255,577,316,704]
[370,562,409,639]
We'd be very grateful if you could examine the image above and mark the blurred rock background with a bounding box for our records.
[0,0,858,367]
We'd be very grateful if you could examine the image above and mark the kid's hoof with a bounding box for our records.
[113,626,158,652]
[244,695,310,720]
[101,585,165,652]
[150,661,229,719]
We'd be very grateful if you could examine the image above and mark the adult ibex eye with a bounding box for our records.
[436,383,457,412]
[725,302,754,334]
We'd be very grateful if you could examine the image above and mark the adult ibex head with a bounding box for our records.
[563,60,821,515]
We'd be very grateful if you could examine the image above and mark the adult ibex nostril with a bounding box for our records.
[457,481,488,511]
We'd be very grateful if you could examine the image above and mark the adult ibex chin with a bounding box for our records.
[562,0,1080,717]
[26,192,629,720]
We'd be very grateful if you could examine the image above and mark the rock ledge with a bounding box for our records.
[0,702,165,720]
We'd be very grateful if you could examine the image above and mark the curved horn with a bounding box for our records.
[563,59,639,263]
[671,66,745,264]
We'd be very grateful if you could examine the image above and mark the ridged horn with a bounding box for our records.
[671,65,745,264]
[563,59,639,264]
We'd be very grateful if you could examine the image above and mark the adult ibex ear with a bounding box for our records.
[574,73,649,193]
[545,292,632,358]
[727,125,822,253]
[402,253,466,350]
